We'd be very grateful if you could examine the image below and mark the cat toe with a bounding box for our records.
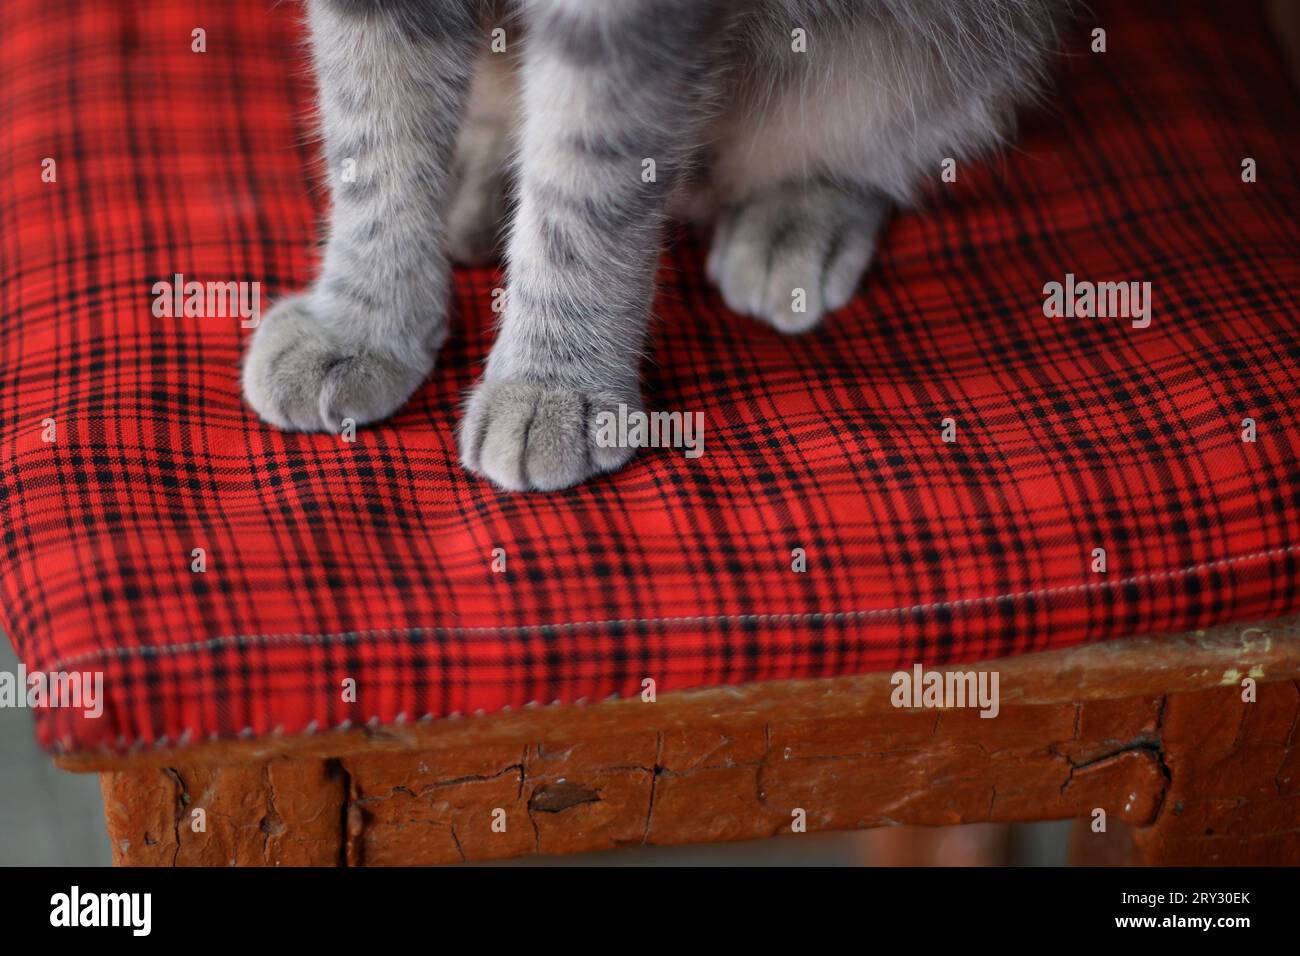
[459,379,637,492]
[242,295,432,433]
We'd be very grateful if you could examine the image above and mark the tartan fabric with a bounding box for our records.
[1,0,1298,756]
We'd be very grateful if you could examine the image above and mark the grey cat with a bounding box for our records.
[243,0,1067,490]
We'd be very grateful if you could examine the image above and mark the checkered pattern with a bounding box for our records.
[1,0,1297,755]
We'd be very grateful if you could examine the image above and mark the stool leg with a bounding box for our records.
[1069,685,1300,865]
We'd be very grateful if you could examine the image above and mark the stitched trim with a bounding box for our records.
[41,542,1300,672]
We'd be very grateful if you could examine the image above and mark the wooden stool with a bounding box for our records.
[62,616,1300,866]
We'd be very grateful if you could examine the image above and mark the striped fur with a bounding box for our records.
[243,0,1068,490]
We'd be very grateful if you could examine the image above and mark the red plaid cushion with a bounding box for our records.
[2,0,1297,755]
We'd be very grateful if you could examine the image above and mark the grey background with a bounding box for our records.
[1,637,113,866]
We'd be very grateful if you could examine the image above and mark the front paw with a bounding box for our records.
[458,379,639,492]
[242,294,435,432]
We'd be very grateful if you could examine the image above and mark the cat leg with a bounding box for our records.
[446,44,518,265]
[459,0,728,491]
[706,0,1063,334]
[706,178,889,335]
[703,28,893,336]
[243,0,478,432]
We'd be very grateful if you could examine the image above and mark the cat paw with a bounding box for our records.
[706,185,885,334]
[242,294,434,432]
[458,379,638,491]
